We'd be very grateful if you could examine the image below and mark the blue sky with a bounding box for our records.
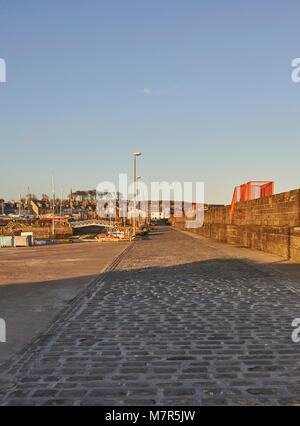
[0,0,299,203]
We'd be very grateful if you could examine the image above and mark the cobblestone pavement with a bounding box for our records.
[1,226,300,406]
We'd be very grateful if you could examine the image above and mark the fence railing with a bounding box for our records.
[230,181,274,223]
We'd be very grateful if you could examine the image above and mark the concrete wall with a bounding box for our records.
[169,189,300,262]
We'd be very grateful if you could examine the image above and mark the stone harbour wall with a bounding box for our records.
[169,189,300,261]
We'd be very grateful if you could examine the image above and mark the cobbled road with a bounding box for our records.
[1,226,300,406]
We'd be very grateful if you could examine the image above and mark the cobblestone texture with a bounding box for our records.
[1,226,300,406]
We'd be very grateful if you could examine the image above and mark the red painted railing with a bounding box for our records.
[230,181,274,223]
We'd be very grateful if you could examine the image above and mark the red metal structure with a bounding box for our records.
[230,181,274,223]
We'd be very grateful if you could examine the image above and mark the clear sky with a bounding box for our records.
[0,0,299,203]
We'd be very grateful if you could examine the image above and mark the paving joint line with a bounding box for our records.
[0,241,135,395]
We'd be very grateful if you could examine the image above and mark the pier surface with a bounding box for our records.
[1,226,300,405]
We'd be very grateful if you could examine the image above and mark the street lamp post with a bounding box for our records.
[133,152,142,237]
[136,175,141,229]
